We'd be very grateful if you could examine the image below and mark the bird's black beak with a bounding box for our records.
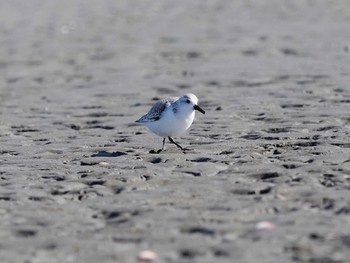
[194,104,205,114]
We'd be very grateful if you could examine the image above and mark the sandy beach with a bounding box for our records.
[1,1,350,262]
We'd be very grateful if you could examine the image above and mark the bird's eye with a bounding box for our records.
[186,99,191,104]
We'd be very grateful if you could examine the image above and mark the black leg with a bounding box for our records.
[156,138,166,154]
[161,137,166,150]
[168,137,187,152]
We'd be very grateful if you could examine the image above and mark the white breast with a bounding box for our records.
[144,108,195,137]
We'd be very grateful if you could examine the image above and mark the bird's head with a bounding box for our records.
[178,93,205,114]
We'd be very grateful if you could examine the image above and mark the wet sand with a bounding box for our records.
[1,1,350,262]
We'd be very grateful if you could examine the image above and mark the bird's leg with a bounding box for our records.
[156,138,166,154]
[168,137,188,153]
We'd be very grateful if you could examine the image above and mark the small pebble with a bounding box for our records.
[137,250,158,261]
[276,194,287,201]
[98,161,109,167]
[255,221,275,230]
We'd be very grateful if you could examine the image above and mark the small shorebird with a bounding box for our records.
[136,93,205,153]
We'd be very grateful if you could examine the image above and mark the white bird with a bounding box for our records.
[136,93,205,153]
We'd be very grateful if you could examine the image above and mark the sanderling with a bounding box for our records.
[136,93,205,153]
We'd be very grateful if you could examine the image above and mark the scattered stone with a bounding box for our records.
[98,161,109,167]
[255,221,275,230]
[137,250,158,261]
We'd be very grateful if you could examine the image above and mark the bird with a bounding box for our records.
[135,93,205,153]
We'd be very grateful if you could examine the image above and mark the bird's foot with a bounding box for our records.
[180,147,193,154]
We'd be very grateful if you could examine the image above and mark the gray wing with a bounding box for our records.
[136,97,178,123]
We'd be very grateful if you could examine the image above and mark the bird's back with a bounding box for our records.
[136,97,178,123]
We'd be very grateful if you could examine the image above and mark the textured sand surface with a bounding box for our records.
[1,1,350,262]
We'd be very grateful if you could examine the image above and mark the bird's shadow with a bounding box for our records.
[90,151,127,157]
